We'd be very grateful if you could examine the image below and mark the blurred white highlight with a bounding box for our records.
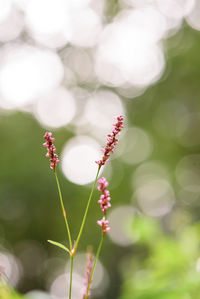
[122,0,155,7]
[0,7,24,42]
[84,90,124,141]
[0,251,22,286]
[50,272,83,299]
[95,8,165,87]
[120,127,153,165]
[132,161,169,189]
[25,0,102,48]
[0,0,12,23]
[135,178,175,217]
[25,0,70,48]
[156,0,195,20]
[65,48,94,84]
[61,136,101,185]
[69,8,102,48]
[25,0,69,35]
[13,0,31,11]
[108,205,135,246]
[186,0,200,31]
[35,87,76,128]
[0,45,63,107]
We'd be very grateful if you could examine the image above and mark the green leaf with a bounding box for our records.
[47,240,70,254]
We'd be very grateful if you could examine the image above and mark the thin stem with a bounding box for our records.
[54,171,72,250]
[85,234,105,299]
[69,255,74,299]
[74,167,100,253]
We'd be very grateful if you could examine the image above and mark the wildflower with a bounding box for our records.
[97,218,110,234]
[96,115,124,168]
[97,177,111,215]
[43,132,59,170]
[82,251,94,299]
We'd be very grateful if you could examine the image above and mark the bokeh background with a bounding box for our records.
[1,0,200,298]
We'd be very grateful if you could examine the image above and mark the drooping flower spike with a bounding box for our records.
[96,115,124,168]
[43,132,59,170]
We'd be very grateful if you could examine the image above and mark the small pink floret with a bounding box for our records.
[97,177,109,191]
[44,132,52,138]
[97,218,110,234]
[97,177,111,215]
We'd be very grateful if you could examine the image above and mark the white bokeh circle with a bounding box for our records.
[35,87,76,128]
[61,136,101,185]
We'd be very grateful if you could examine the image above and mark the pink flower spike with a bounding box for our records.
[97,218,110,234]
[96,115,124,168]
[43,132,59,171]
[97,177,109,191]
[97,177,111,215]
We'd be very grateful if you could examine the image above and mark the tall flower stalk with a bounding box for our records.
[81,115,124,298]
[43,132,72,250]
[42,115,124,299]
[84,177,111,299]
[43,132,73,299]
[75,115,124,252]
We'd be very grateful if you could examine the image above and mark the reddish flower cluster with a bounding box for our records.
[97,177,111,215]
[43,132,59,170]
[96,115,124,168]
[82,251,94,299]
[97,177,111,234]
[97,218,110,234]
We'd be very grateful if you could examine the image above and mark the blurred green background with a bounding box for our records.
[1,0,200,299]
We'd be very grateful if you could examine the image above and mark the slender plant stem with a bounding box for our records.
[54,170,72,250]
[69,255,74,299]
[85,234,105,299]
[74,167,100,253]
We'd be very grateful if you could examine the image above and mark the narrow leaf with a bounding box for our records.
[47,240,70,254]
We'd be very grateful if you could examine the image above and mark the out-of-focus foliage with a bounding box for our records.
[0,280,23,299]
[119,217,200,299]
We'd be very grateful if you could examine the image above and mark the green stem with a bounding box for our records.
[85,234,105,299]
[54,171,72,250]
[69,255,74,299]
[74,167,100,253]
